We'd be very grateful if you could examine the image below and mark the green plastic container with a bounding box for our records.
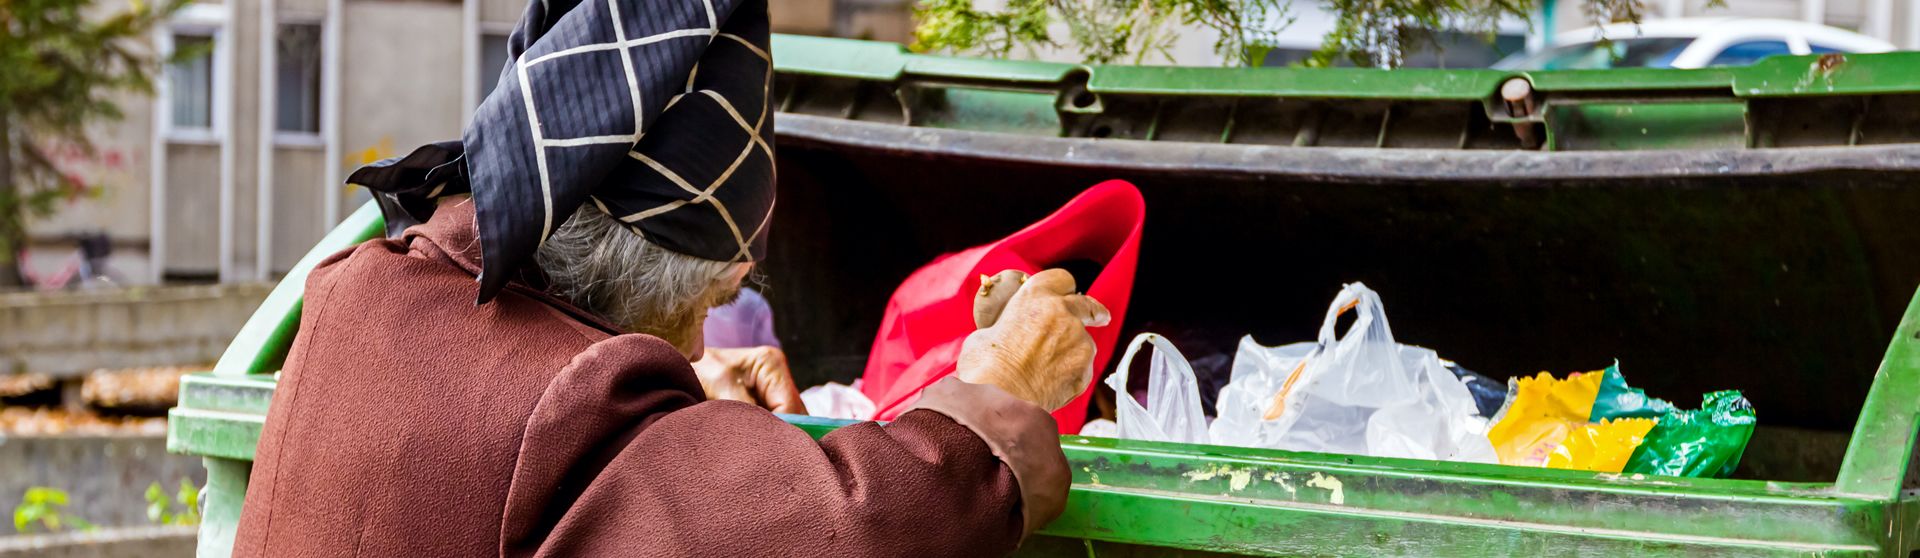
[171,35,1920,556]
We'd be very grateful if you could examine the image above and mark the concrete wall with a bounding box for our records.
[269,147,327,273]
[0,284,270,377]
[26,89,159,286]
[0,526,196,558]
[284,0,325,17]
[160,145,222,277]
[231,0,262,281]
[481,0,521,26]
[0,436,206,528]
[30,92,157,241]
[340,1,467,215]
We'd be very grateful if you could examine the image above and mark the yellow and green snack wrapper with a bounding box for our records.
[1487,371,1606,467]
[1547,417,1658,472]
[1590,361,1676,421]
[1487,364,1757,477]
[1623,390,1757,478]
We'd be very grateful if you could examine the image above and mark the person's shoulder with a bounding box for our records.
[544,333,703,403]
[305,237,412,291]
[571,334,687,370]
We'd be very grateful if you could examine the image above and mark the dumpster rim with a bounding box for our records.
[774,112,1920,182]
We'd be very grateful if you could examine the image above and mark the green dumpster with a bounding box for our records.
[172,35,1920,556]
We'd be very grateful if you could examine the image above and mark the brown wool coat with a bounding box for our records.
[233,201,1068,557]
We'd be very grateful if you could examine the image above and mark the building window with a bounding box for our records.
[276,23,322,134]
[169,34,215,130]
[478,32,513,104]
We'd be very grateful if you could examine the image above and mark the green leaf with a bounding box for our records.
[174,479,201,526]
[24,487,68,507]
[13,506,34,533]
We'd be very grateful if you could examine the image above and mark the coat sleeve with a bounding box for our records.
[498,334,1069,558]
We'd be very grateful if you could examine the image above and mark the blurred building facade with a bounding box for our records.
[24,0,894,287]
[20,0,1916,285]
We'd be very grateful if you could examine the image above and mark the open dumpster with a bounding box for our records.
[171,35,1920,556]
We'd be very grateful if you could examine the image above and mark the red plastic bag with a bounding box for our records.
[861,180,1145,434]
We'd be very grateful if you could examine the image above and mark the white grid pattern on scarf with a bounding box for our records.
[512,0,771,262]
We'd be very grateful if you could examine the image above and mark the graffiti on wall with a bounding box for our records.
[349,136,395,168]
[36,141,135,204]
[342,136,395,204]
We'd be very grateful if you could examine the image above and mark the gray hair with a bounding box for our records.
[535,207,745,354]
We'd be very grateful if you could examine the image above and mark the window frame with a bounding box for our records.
[476,29,515,105]
[271,17,327,146]
[161,3,228,145]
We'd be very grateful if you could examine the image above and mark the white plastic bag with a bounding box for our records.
[1209,283,1497,463]
[1078,418,1119,437]
[800,381,876,420]
[1103,333,1209,444]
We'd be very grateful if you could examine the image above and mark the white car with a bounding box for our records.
[1494,18,1895,70]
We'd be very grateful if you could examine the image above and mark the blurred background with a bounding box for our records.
[15,0,1918,292]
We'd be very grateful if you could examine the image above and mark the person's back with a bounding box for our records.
[235,204,631,556]
[234,202,1088,557]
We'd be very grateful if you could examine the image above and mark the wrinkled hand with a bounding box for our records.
[691,346,808,414]
[957,269,1112,411]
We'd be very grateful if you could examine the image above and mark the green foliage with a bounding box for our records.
[913,0,1289,65]
[12,487,95,534]
[913,0,1725,68]
[1308,0,1532,68]
[0,0,191,285]
[145,479,200,526]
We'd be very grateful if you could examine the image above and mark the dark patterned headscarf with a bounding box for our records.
[348,0,775,303]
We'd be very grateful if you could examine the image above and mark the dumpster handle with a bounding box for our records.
[1833,286,1920,500]
[208,201,386,378]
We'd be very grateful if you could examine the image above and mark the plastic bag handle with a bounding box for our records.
[1111,333,1185,411]
[1111,333,1156,391]
[1263,283,1392,420]
[1107,333,1190,440]
[1317,284,1390,347]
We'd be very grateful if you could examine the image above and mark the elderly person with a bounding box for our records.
[231,0,1107,556]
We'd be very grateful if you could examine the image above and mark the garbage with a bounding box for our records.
[1487,370,1608,467]
[1624,391,1757,478]
[1126,321,1237,417]
[1445,362,1507,419]
[1487,363,1756,478]
[799,381,876,421]
[1106,333,1209,444]
[1078,418,1119,437]
[1208,283,1497,463]
[1590,361,1676,421]
[1546,418,1657,472]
